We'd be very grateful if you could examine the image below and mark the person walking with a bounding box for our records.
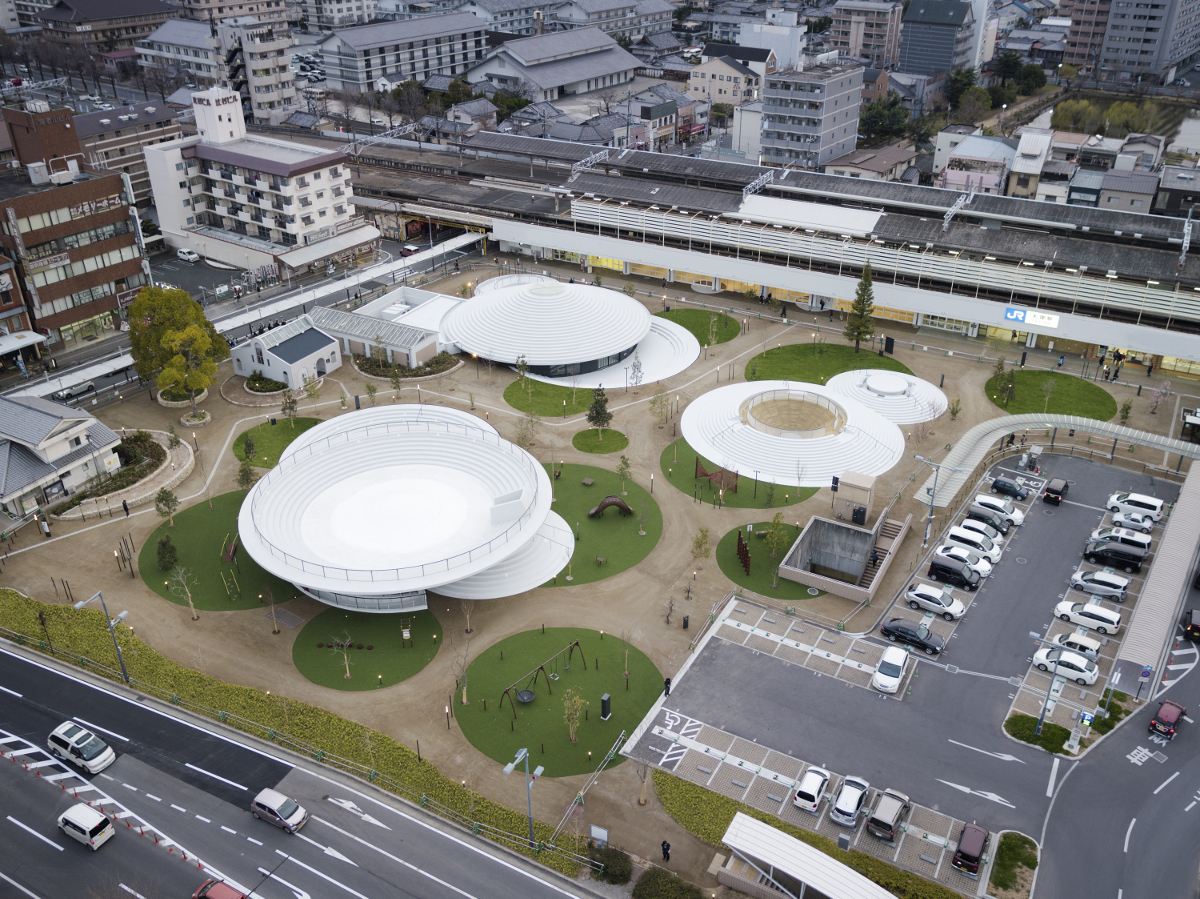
[1057,355,1065,368]
[1103,365,1110,380]
[122,500,129,517]
[664,677,671,696]
[661,841,671,862]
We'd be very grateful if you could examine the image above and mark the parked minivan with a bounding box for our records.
[1107,492,1165,521]
[927,557,981,591]
[1084,541,1145,573]
[958,517,1003,545]
[1043,478,1069,505]
[1090,527,1152,554]
[952,823,990,875]
[966,504,1011,535]
[866,788,910,842]
[946,526,1001,563]
[974,495,1025,526]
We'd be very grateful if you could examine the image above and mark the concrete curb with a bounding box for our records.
[156,387,208,408]
[53,430,196,521]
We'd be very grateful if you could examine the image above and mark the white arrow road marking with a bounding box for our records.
[327,797,391,830]
[258,867,312,899]
[295,831,358,865]
[936,780,1015,808]
[6,816,62,850]
[276,851,373,899]
[947,739,1027,763]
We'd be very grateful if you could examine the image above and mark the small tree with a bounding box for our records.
[709,312,720,346]
[389,366,403,394]
[1041,377,1057,413]
[516,408,541,449]
[156,535,177,570]
[1119,398,1133,425]
[993,355,1007,384]
[742,286,757,305]
[649,383,670,427]
[515,354,529,387]
[155,488,179,527]
[586,387,612,440]
[450,634,471,704]
[329,632,354,679]
[765,512,790,558]
[281,391,299,428]
[461,599,475,634]
[764,481,776,506]
[263,585,280,635]
[1000,369,1018,408]
[563,686,588,743]
[168,566,199,620]
[949,398,962,421]
[690,527,711,565]
[237,459,257,491]
[243,433,256,461]
[637,508,648,536]
[365,383,378,405]
[167,425,182,450]
[302,373,322,401]
[593,274,603,288]
[629,352,643,393]
[844,262,876,352]
[157,324,220,417]
[616,455,632,495]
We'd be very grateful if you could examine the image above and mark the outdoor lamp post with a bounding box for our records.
[74,591,130,684]
[914,455,963,547]
[1030,631,1064,736]
[503,748,544,849]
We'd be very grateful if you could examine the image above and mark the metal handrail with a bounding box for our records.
[741,389,846,439]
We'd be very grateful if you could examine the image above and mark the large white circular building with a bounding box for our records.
[238,406,573,611]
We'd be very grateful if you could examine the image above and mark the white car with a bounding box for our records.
[935,544,992,578]
[1089,526,1152,553]
[1070,569,1129,601]
[58,803,115,851]
[1106,492,1164,521]
[904,582,965,620]
[1033,647,1099,685]
[176,248,200,263]
[53,380,94,401]
[1055,601,1122,635]
[48,722,115,774]
[793,767,830,813]
[872,646,909,693]
[1051,631,1101,659]
[829,777,871,827]
[79,93,101,102]
[1111,511,1154,533]
[945,526,1002,563]
[973,495,1025,526]
[958,517,1004,545]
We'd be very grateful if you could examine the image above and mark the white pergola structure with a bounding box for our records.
[826,369,948,425]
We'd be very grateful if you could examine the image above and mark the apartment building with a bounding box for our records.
[687,55,761,102]
[457,0,556,35]
[1062,0,1111,72]
[553,0,674,41]
[829,0,903,67]
[137,18,222,83]
[896,0,976,76]
[1096,0,1200,83]
[760,62,862,169]
[296,0,374,28]
[319,14,487,93]
[219,20,298,126]
[144,87,379,276]
[177,0,289,24]
[37,0,180,52]
[74,103,182,207]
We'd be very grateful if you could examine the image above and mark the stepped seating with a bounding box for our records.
[827,369,947,425]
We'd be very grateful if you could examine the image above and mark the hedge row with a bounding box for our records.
[633,867,703,899]
[653,771,963,899]
[0,589,581,875]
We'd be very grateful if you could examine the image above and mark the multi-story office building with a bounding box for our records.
[760,63,862,169]
[457,0,555,35]
[1095,0,1200,83]
[144,87,379,277]
[829,0,903,67]
[896,0,976,75]
[74,103,182,207]
[37,0,180,52]
[319,13,487,92]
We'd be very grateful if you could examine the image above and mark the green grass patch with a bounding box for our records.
[654,308,739,346]
[1004,712,1072,754]
[293,608,442,690]
[572,428,628,454]
[504,379,596,416]
[137,490,300,611]
[234,417,321,467]
[746,342,912,384]
[545,464,661,586]
[716,523,825,599]
[1091,689,1130,736]
[659,438,817,509]
[984,370,1117,421]
[990,832,1039,893]
[456,627,661,777]
[654,771,963,899]
[0,589,582,875]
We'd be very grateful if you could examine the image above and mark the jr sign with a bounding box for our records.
[1005,307,1060,329]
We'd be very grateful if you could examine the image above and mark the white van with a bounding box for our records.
[1106,492,1165,521]
[1090,526,1152,553]
[946,526,1002,563]
[58,803,115,850]
[973,495,1025,526]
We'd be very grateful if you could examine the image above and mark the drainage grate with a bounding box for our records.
[946,665,959,673]
[267,608,305,629]
[1009,677,1022,686]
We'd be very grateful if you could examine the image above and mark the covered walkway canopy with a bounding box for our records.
[721,812,897,899]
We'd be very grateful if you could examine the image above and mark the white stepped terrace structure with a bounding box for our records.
[681,380,906,488]
[826,369,948,425]
[238,407,572,611]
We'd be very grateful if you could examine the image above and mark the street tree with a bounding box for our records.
[616,454,632,494]
[129,287,228,383]
[586,386,612,440]
[629,352,643,393]
[168,566,199,620]
[563,686,588,743]
[157,325,220,417]
[329,633,355,679]
[280,391,299,428]
[155,488,179,527]
[765,512,790,558]
[690,526,711,564]
[844,262,876,352]
[237,459,257,490]
[649,383,670,427]
[1041,377,1056,413]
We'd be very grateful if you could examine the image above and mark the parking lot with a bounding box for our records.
[630,453,1183,893]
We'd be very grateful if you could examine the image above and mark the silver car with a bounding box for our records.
[904,582,965,620]
[829,777,871,827]
[1070,569,1129,601]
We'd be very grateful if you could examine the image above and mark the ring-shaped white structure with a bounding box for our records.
[441,281,651,374]
[525,317,700,389]
[239,409,567,609]
[472,273,555,294]
[681,380,905,487]
[826,369,948,425]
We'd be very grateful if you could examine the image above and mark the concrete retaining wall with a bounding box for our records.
[52,431,196,521]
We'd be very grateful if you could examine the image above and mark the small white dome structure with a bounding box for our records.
[826,369,947,425]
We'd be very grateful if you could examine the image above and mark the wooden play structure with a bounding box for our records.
[695,458,738,493]
[499,640,588,718]
[589,495,634,518]
[736,530,752,575]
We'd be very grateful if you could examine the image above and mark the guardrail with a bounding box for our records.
[741,389,845,440]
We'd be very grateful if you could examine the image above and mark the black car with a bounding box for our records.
[1183,609,1200,641]
[1084,541,1144,573]
[1150,700,1186,740]
[1043,478,1069,505]
[990,477,1029,500]
[927,557,981,591]
[966,504,1010,535]
[879,618,945,655]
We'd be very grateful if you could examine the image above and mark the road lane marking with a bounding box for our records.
[221,826,237,834]
[185,763,247,790]
[277,850,373,899]
[0,686,23,698]
[1046,758,1060,797]
[196,815,212,823]
[1185,716,1195,724]
[947,739,1027,763]
[171,804,187,812]
[257,867,311,899]
[247,837,263,845]
[98,773,114,780]
[0,869,45,898]
[146,794,161,801]
[1186,801,1196,811]
[122,783,137,791]
[1124,818,1136,852]
[74,719,128,741]
[1153,772,1179,794]
[6,815,62,850]
[295,831,358,866]
[119,886,148,899]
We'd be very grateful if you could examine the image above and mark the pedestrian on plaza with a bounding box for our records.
[870,550,879,565]
[1147,362,1154,377]
[1007,433,1016,447]
[1020,433,1026,446]
[819,299,825,310]
[661,841,671,862]
[1103,365,1110,380]
[664,677,671,696]
[1058,355,1065,368]
[1011,329,1018,341]
[122,500,129,517]
[829,310,834,322]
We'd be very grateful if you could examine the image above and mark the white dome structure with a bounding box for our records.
[826,369,947,425]
[238,407,572,611]
[441,280,652,377]
[472,273,556,294]
[680,380,905,488]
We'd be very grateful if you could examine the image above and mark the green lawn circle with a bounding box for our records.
[504,380,596,416]
[984,370,1117,420]
[293,608,442,690]
[137,490,300,611]
[545,464,661,586]
[745,343,912,384]
[716,523,825,600]
[456,628,662,776]
[659,438,817,509]
[654,308,739,345]
[234,417,321,467]
[572,428,628,453]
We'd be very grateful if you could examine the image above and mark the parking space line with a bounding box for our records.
[1153,772,1179,794]
[1123,817,1135,852]
[7,816,62,850]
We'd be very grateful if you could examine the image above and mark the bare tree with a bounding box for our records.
[263,585,280,635]
[512,78,540,102]
[587,85,622,117]
[333,85,360,137]
[168,566,200,621]
[329,633,355,679]
[396,82,426,123]
[379,90,401,127]
[449,634,471,705]
[461,599,475,634]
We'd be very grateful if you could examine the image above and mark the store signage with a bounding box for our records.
[115,287,141,307]
[27,252,70,272]
[69,195,123,218]
[1005,307,1059,329]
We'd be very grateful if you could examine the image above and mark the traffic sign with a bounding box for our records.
[1141,665,1153,679]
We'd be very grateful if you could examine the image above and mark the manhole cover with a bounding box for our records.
[808,588,820,596]
[1015,557,1028,564]
[1044,509,1055,515]
[1067,480,1077,485]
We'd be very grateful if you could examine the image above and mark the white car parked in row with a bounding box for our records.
[1055,601,1122,635]
[1110,511,1154,533]
[1070,569,1129,601]
[830,777,871,827]
[1033,647,1099,685]
[935,544,993,578]
[958,517,1004,545]
[973,495,1025,526]
[1106,492,1165,521]
[872,646,909,693]
[793,767,830,813]
[904,582,965,620]
[945,526,1002,563]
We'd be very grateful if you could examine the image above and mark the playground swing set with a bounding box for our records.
[499,639,588,719]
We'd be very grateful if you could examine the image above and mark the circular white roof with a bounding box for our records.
[473,273,556,294]
[441,281,652,366]
[827,369,948,424]
[281,405,497,462]
[436,511,574,599]
[681,380,905,487]
[238,419,550,595]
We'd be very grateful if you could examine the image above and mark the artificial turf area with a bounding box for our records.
[659,438,818,509]
[233,417,321,467]
[292,608,442,690]
[544,463,661,586]
[745,343,912,384]
[572,428,628,453]
[137,490,298,611]
[654,308,739,345]
[455,627,661,776]
[504,379,596,416]
[716,522,826,600]
[984,370,1117,420]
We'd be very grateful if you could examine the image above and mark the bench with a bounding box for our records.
[582,477,595,487]
[595,556,608,566]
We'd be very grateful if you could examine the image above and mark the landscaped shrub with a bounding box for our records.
[156,535,177,570]
[355,350,457,379]
[247,369,288,392]
[990,832,1038,892]
[632,867,703,899]
[1091,689,1129,736]
[54,430,168,512]
[590,843,633,884]
[1004,713,1072,754]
